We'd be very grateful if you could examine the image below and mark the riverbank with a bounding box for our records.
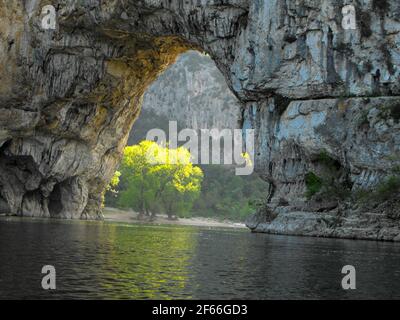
[103,207,246,229]
[246,207,400,242]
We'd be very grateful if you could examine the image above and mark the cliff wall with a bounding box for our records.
[0,1,399,240]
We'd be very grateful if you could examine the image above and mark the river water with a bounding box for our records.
[0,217,399,299]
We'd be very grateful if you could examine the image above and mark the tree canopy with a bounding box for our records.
[111,141,203,219]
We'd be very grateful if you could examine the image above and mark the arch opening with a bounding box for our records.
[104,50,269,223]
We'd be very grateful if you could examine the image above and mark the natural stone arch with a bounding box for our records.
[0,0,400,241]
[0,1,249,219]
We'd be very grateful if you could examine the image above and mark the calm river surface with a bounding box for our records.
[0,217,400,299]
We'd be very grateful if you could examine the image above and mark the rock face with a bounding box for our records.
[141,51,241,130]
[0,0,400,240]
[127,50,241,145]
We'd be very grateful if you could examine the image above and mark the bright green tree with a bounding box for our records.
[115,141,203,219]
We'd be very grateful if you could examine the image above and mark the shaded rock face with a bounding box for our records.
[0,0,399,239]
[141,51,241,131]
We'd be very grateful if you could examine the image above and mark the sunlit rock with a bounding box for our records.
[0,0,399,240]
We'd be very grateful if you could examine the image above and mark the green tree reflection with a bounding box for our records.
[100,224,197,299]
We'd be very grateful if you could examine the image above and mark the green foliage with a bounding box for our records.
[354,176,400,206]
[305,172,323,199]
[316,150,340,171]
[106,141,267,222]
[323,183,352,201]
[191,165,268,221]
[103,171,121,207]
[353,175,400,219]
[392,165,400,175]
[375,176,400,201]
[109,141,203,218]
[305,151,353,201]
[107,171,121,193]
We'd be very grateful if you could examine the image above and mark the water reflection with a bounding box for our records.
[0,217,400,299]
[189,231,400,299]
[99,224,196,299]
[0,218,197,299]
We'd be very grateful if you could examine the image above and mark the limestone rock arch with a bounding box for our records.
[0,0,399,233]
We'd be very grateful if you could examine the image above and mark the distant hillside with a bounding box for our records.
[128,51,241,145]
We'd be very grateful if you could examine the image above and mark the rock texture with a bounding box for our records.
[127,50,241,145]
[142,51,241,130]
[1,0,400,240]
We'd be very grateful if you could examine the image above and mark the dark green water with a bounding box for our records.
[0,217,400,299]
